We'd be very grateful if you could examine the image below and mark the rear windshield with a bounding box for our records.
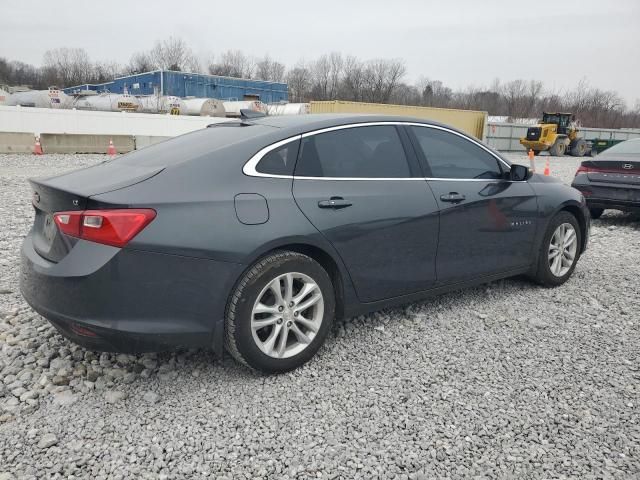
[602,139,640,155]
[111,123,277,167]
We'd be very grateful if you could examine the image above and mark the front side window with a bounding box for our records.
[411,126,503,179]
[295,125,411,178]
[256,139,300,175]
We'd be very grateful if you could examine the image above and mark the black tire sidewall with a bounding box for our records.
[229,253,335,373]
[589,208,604,219]
[537,212,582,286]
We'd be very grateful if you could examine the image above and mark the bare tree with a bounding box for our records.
[255,55,286,82]
[417,77,453,108]
[92,61,123,83]
[362,58,406,103]
[127,51,156,74]
[340,56,366,101]
[286,63,312,102]
[43,47,92,86]
[208,50,255,78]
[389,83,421,106]
[149,37,199,72]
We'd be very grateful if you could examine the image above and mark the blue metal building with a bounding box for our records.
[64,70,288,103]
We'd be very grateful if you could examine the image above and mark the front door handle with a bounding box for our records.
[318,197,352,209]
[440,192,466,203]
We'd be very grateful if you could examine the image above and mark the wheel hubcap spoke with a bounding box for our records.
[276,325,289,357]
[251,272,324,359]
[289,322,312,344]
[291,282,317,305]
[269,279,285,306]
[295,315,320,333]
[295,292,322,313]
[262,323,283,354]
[254,302,280,315]
[283,273,294,304]
[251,315,280,330]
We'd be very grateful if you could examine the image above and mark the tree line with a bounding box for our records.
[1,37,639,129]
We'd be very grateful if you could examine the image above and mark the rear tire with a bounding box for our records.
[530,211,581,287]
[225,251,335,373]
[549,139,566,157]
[571,138,587,157]
[533,150,541,156]
[589,208,604,219]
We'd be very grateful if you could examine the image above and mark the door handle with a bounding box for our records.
[440,192,466,203]
[318,197,353,209]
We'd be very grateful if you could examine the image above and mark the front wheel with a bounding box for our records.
[549,139,566,157]
[530,211,582,287]
[225,251,335,373]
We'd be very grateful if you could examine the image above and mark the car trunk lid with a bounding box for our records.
[582,159,640,185]
[29,162,163,262]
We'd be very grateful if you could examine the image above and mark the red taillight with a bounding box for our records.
[575,164,590,176]
[53,212,82,237]
[53,209,156,247]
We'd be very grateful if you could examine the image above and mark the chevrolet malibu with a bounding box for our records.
[21,114,590,372]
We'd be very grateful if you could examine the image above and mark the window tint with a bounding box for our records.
[411,127,503,179]
[295,126,411,178]
[256,139,300,175]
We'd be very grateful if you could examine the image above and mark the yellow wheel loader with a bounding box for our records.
[520,112,591,157]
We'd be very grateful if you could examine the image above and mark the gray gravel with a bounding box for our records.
[1,153,639,479]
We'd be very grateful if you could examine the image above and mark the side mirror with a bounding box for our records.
[509,164,531,181]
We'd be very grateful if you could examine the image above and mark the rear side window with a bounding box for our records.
[295,125,411,178]
[411,126,503,179]
[256,139,300,175]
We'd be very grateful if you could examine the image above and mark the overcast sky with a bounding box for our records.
[2,0,639,105]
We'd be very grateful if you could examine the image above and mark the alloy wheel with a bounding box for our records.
[548,223,578,277]
[250,272,324,358]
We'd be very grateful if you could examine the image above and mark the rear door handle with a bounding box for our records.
[440,192,466,203]
[318,197,352,209]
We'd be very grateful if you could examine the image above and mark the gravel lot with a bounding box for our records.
[0,152,639,479]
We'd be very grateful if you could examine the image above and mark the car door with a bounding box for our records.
[407,125,539,284]
[292,124,440,303]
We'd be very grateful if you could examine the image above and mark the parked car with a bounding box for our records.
[20,114,590,372]
[571,138,640,218]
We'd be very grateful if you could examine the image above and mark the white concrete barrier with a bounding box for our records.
[40,134,135,154]
[134,136,172,150]
[0,105,231,137]
[0,132,36,153]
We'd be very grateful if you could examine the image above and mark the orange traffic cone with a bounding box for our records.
[107,138,116,156]
[543,158,550,176]
[528,148,536,172]
[33,136,43,155]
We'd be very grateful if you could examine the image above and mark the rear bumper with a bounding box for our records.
[20,231,243,353]
[585,198,640,211]
[571,179,640,212]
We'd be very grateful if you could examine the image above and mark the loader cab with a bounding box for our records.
[542,112,572,135]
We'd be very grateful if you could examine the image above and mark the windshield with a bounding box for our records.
[602,139,640,155]
[543,114,560,124]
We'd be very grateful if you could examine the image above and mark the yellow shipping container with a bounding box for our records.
[309,100,488,140]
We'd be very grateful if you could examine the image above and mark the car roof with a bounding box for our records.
[245,113,467,137]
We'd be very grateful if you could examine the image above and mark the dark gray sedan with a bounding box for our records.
[21,114,590,372]
[571,138,640,218]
